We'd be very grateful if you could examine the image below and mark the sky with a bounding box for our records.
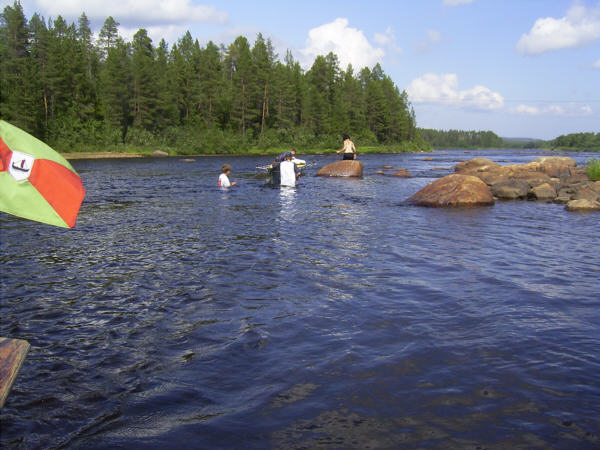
[3,0,600,140]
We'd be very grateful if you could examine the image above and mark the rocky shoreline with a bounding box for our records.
[408,156,600,212]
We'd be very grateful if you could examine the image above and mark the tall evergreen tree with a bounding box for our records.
[98,16,119,59]
[131,28,157,130]
[225,36,254,136]
[197,40,223,126]
[0,1,30,129]
[154,38,178,130]
[100,38,132,142]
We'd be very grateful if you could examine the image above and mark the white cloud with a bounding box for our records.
[373,27,403,55]
[510,103,594,116]
[415,29,442,53]
[30,0,227,25]
[300,18,385,70]
[593,59,600,69]
[516,4,600,55]
[406,73,504,111]
[443,0,475,6]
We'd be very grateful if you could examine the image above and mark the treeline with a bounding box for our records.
[0,2,427,154]
[418,128,504,149]
[419,128,600,152]
[543,132,600,152]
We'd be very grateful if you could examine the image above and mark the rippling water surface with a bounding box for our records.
[1,150,599,448]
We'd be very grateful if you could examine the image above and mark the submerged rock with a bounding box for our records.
[315,160,363,178]
[407,174,494,207]
[391,168,412,178]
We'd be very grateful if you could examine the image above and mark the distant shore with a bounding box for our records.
[61,146,434,160]
[62,152,144,160]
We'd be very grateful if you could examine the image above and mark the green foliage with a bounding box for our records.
[545,132,600,151]
[0,4,426,154]
[419,128,504,149]
[586,159,600,181]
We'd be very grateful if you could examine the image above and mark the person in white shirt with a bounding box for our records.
[279,153,300,187]
[218,164,236,187]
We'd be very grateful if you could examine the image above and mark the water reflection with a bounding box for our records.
[278,186,297,225]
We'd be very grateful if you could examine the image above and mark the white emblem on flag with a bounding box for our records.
[9,151,36,181]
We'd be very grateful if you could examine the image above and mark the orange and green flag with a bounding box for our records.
[0,120,85,228]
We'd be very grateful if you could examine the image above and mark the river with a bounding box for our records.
[1,150,599,448]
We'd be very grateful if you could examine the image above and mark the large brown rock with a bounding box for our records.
[574,184,600,202]
[454,157,501,174]
[533,156,577,178]
[509,171,553,188]
[407,174,494,207]
[529,182,557,200]
[491,180,530,199]
[315,160,363,178]
[566,199,600,212]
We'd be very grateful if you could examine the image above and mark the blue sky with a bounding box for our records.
[5,0,600,139]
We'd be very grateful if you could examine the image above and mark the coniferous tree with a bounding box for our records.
[131,29,158,130]
[98,16,119,59]
[1,6,429,152]
[100,38,132,142]
[225,36,254,136]
[154,38,178,130]
[0,2,30,129]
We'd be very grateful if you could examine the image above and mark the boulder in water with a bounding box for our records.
[315,160,363,178]
[391,168,412,178]
[407,174,494,207]
[565,199,600,212]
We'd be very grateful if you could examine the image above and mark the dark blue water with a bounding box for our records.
[1,150,599,448]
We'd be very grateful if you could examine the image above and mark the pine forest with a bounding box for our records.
[0,3,428,155]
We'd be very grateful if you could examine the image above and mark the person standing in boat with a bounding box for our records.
[218,164,236,187]
[280,152,300,187]
[336,134,356,160]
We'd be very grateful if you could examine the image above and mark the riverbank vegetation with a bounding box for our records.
[419,129,600,152]
[418,128,505,149]
[541,132,600,152]
[586,159,600,181]
[0,2,429,155]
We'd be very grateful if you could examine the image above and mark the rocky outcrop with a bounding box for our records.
[315,160,363,178]
[152,150,169,157]
[407,174,494,207]
[448,156,598,212]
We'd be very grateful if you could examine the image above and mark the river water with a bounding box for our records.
[1,150,599,448]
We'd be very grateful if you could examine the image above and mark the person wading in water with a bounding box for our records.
[336,134,357,160]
